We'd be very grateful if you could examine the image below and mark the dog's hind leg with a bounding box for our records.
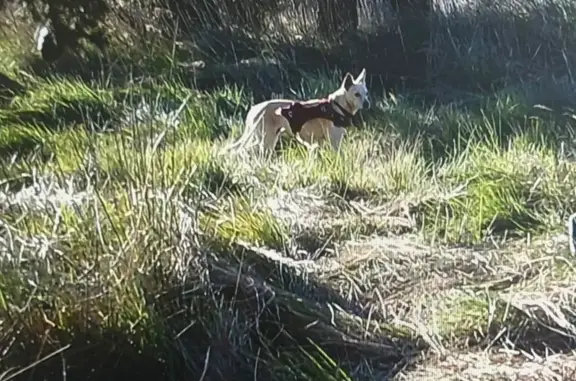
[225,107,267,154]
[260,125,285,158]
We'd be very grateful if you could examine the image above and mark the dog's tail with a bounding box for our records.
[220,105,267,155]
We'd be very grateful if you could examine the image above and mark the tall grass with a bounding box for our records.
[2,0,576,380]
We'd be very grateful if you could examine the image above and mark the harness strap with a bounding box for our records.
[278,99,354,134]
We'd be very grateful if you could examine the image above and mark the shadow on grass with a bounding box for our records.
[0,97,118,129]
[0,72,26,106]
[329,178,379,202]
[0,82,211,165]
[159,242,426,380]
[2,241,426,381]
[3,329,171,381]
[197,161,248,196]
[0,131,47,161]
[0,96,120,168]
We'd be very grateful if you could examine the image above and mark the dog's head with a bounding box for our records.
[336,69,370,114]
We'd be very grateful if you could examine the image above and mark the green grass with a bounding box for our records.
[3,3,576,380]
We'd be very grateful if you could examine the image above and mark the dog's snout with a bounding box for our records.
[363,99,370,109]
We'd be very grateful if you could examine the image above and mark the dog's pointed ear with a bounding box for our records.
[342,72,354,90]
[355,68,367,83]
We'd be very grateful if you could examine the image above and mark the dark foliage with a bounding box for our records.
[2,0,433,89]
[22,0,109,61]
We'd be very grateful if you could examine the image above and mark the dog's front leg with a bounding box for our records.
[329,126,346,154]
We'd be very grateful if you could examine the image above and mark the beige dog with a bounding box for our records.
[227,69,370,156]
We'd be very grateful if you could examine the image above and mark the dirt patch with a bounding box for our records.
[399,349,576,381]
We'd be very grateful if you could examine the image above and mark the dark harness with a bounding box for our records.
[278,99,354,134]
